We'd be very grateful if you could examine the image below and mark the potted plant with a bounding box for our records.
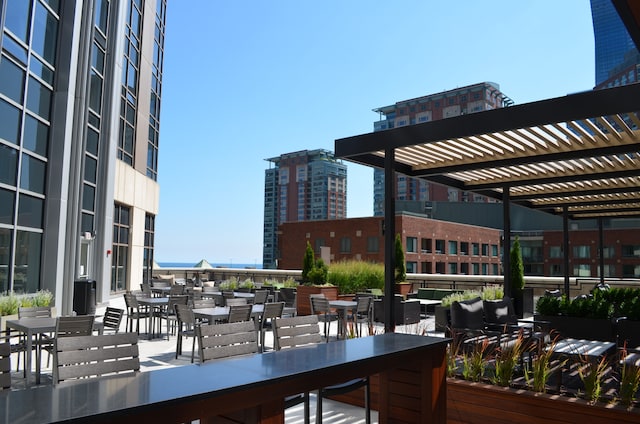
[510,236,532,318]
[297,244,337,315]
[394,234,411,296]
[0,290,54,330]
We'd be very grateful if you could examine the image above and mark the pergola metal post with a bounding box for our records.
[503,187,511,299]
[598,218,605,285]
[563,207,570,296]
[384,148,396,333]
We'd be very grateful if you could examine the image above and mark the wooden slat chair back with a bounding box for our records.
[225,298,247,307]
[0,341,11,390]
[196,321,258,363]
[227,304,252,323]
[56,315,96,337]
[55,333,140,384]
[102,307,124,333]
[253,290,269,305]
[18,306,52,318]
[273,315,322,350]
[259,302,285,352]
[192,298,216,309]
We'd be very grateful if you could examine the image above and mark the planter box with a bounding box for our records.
[535,314,615,342]
[448,378,640,424]
[296,285,338,316]
[395,282,412,297]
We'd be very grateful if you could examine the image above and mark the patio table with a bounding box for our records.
[328,300,357,339]
[193,304,263,326]
[5,317,103,385]
[137,297,169,338]
[549,338,616,391]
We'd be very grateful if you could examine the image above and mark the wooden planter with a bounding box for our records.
[535,314,615,341]
[395,282,412,297]
[296,285,338,316]
[447,378,640,424]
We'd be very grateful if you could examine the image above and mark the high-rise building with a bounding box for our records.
[0,0,166,313]
[372,82,512,216]
[263,149,347,269]
[591,0,639,87]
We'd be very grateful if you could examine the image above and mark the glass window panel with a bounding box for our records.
[0,98,22,144]
[19,154,46,194]
[5,0,31,42]
[29,56,54,85]
[0,144,18,186]
[0,188,15,224]
[92,42,105,74]
[17,194,43,228]
[120,207,129,225]
[95,0,109,34]
[89,70,102,113]
[88,111,100,128]
[0,228,11,292]
[127,62,137,93]
[23,115,49,156]
[14,230,42,293]
[119,227,128,244]
[124,125,134,152]
[126,102,135,125]
[0,57,25,103]
[86,127,99,155]
[27,77,52,120]
[2,35,28,64]
[81,212,94,233]
[82,183,95,211]
[32,2,59,65]
[84,155,97,183]
[42,0,60,13]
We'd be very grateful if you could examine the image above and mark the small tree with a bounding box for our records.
[510,236,525,293]
[302,241,315,284]
[394,233,406,283]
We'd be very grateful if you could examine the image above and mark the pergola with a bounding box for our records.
[334,1,640,331]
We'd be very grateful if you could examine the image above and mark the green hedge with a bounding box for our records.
[327,261,384,294]
[535,287,640,320]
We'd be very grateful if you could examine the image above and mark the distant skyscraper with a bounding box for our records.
[263,149,347,269]
[591,0,639,86]
[372,82,511,216]
[0,1,166,312]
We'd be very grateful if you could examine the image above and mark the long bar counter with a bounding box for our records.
[0,333,448,423]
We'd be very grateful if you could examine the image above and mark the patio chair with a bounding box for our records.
[124,292,150,334]
[161,295,189,338]
[273,315,371,424]
[352,295,373,337]
[100,307,125,333]
[279,287,297,309]
[18,306,52,318]
[227,304,252,323]
[258,302,284,352]
[0,341,11,390]
[175,304,200,363]
[309,295,337,341]
[225,298,247,307]
[169,284,185,296]
[192,298,216,309]
[140,283,152,297]
[253,290,269,305]
[196,320,258,363]
[55,332,139,384]
[15,306,53,373]
[44,315,96,380]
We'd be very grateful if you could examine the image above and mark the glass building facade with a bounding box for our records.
[591,0,638,86]
[0,0,165,314]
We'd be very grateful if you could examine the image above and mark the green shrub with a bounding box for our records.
[0,290,54,316]
[441,285,503,308]
[327,260,384,294]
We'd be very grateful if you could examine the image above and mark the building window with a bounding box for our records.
[448,263,458,274]
[549,246,562,258]
[622,245,640,258]
[472,263,480,274]
[448,241,457,255]
[111,204,130,292]
[421,238,431,253]
[600,246,616,258]
[460,262,469,275]
[572,246,590,259]
[492,264,499,275]
[435,262,445,273]
[314,238,324,254]
[622,264,640,278]
[407,261,417,273]
[460,242,468,255]
[550,264,563,277]
[366,236,379,253]
[435,239,445,253]
[340,237,351,253]
[472,243,479,256]
[491,244,498,257]
[573,264,591,277]
[406,237,417,253]
[421,261,431,273]
[143,214,155,285]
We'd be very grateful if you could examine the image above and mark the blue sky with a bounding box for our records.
[155,1,595,265]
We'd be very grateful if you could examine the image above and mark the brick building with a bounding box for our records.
[278,213,502,275]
